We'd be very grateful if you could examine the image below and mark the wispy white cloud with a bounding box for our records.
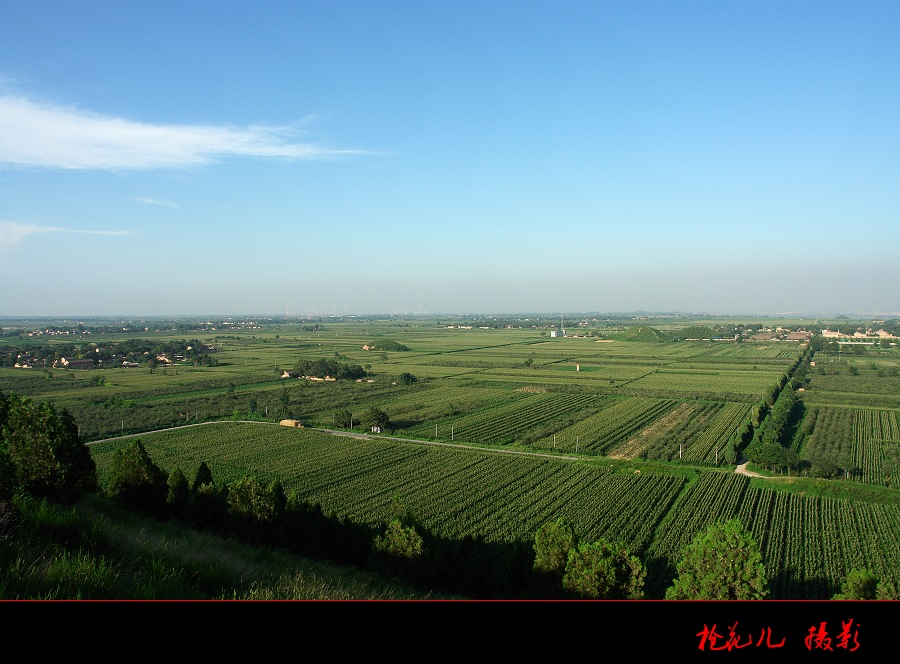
[0,221,133,254]
[0,95,362,170]
[134,197,180,209]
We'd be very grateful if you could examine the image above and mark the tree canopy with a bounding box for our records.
[106,439,168,518]
[833,568,899,600]
[665,518,768,600]
[293,358,366,380]
[533,518,577,579]
[360,407,390,432]
[562,538,646,599]
[398,372,417,385]
[0,390,97,503]
[533,518,645,599]
[364,340,408,352]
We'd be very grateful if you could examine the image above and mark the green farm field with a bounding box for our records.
[4,315,899,599]
[1,322,801,452]
[87,421,900,600]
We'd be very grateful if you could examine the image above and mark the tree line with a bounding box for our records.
[288,358,367,381]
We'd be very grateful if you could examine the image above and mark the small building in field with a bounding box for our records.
[279,419,304,428]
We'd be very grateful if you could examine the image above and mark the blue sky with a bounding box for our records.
[1,1,898,318]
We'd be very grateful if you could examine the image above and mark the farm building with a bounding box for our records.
[279,419,304,428]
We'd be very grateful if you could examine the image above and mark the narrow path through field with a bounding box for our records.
[735,460,764,477]
[312,426,580,461]
[90,420,780,475]
[86,420,580,462]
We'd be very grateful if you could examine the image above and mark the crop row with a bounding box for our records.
[681,402,751,465]
[530,397,679,455]
[803,406,855,463]
[375,384,512,423]
[260,435,683,551]
[854,409,899,487]
[643,470,900,599]
[89,423,900,599]
[413,392,606,444]
[803,406,898,486]
[626,370,780,400]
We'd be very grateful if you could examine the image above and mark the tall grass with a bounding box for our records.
[0,495,455,600]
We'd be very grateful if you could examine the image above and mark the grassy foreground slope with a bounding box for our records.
[0,493,455,600]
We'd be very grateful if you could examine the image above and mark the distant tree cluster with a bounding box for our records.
[397,372,417,385]
[291,358,366,380]
[328,407,390,432]
[669,325,717,340]
[363,340,408,352]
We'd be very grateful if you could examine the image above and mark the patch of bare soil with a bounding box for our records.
[606,401,699,460]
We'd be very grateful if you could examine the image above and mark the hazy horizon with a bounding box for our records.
[2,308,897,323]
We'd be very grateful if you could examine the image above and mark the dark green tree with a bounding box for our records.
[398,372,417,385]
[361,407,390,432]
[0,391,97,503]
[227,475,281,541]
[166,466,190,517]
[188,480,229,531]
[665,518,768,600]
[107,439,168,518]
[833,568,878,600]
[0,448,15,502]
[833,568,898,600]
[191,461,214,492]
[0,390,16,501]
[270,479,287,522]
[333,409,353,428]
[533,518,577,579]
[561,538,646,599]
[370,518,425,580]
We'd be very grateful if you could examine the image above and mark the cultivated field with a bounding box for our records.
[88,421,900,600]
[4,314,899,598]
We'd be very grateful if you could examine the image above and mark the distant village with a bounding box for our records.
[4,339,219,370]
